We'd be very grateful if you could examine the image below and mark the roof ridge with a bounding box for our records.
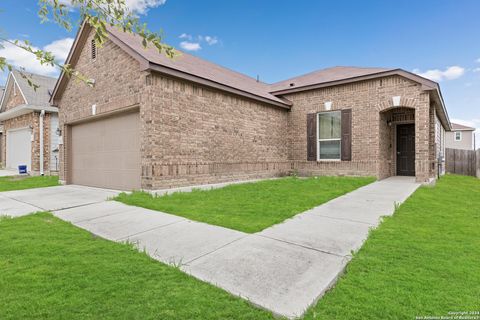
[12,68,57,81]
[270,66,393,86]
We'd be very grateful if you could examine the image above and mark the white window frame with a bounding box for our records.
[455,131,462,141]
[317,111,342,161]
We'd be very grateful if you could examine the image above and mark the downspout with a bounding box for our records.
[39,110,45,176]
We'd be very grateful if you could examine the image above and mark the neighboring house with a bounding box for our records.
[50,23,451,191]
[445,123,476,150]
[0,70,60,174]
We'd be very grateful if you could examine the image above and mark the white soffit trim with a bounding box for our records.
[0,104,58,121]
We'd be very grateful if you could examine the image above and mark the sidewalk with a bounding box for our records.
[53,176,420,318]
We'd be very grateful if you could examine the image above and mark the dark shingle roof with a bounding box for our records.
[108,26,288,106]
[269,66,394,92]
[12,69,57,106]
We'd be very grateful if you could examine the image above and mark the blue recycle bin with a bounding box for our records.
[18,165,27,174]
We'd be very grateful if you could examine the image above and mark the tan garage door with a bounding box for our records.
[70,111,141,190]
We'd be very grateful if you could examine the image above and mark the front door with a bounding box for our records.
[396,124,415,176]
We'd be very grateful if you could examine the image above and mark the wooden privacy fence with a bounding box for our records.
[445,148,479,177]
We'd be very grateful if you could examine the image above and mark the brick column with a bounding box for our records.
[415,93,431,182]
[429,106,438,179]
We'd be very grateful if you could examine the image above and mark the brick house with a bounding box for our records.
[50,23,451,190]
[0,70,60,174]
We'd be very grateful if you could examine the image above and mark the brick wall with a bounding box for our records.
[56,29,291,189]
[4,82,26,111]
[141,73,290,189]
[282,76,434,182]
[56,30,146,183]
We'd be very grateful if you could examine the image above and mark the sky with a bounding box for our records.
[1,0,479,144]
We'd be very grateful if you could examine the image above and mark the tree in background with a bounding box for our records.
[0,0,175,89]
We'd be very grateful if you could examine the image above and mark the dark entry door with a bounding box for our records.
[396,124,415,176]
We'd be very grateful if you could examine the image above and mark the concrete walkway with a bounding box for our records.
[1,177,420,318]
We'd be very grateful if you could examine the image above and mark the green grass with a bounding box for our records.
[115,176,375,233]
[0,175,478,319]
[304,175,480,319]
[0,212,275,320]
[0,175,59,191]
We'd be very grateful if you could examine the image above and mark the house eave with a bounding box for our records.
[448,128,476,132]
[0,104,58,122]
[147,62,292,109]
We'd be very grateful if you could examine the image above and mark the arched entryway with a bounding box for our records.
[379,107,416,179]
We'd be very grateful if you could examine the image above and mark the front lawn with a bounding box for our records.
[305,174,480,319]
[0,213,274,320]
[1,175,477,319]
[0,175,59,192]
[115,176,375,233]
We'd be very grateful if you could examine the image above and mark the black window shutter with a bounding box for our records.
[306,113,317,161]
[341,109,352,161]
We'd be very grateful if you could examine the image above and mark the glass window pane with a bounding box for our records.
[319,140,341,159]
[318,112,341,139]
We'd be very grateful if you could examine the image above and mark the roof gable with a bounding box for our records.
[11,70,56,106]
[451,123,476,131]
[51,22,291,108]
[0,72,27,111]
[0,70,56,112]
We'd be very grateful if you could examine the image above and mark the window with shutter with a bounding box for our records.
[308,109,352,161]
[317,111,341,160]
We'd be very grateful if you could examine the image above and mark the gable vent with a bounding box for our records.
[91,39,97,60]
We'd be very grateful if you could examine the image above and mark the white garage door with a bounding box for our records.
[70,111,141,191]
[6,128,32,171]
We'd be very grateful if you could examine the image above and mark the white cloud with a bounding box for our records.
[476,58,480,63]
[179,41,201,51]
[473,67,480,73]
[204,36,218,45]
[124,0,166,14]
[44,38,74,63]
[179,33,192,40]
[58,0,166,14]
[0,37,73,76]
[178,33,220,50]
[413,66,465,82]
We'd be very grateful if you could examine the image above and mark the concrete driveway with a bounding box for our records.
[1,177,420,318]
[0,185,120,217]
[0,169,19,177]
